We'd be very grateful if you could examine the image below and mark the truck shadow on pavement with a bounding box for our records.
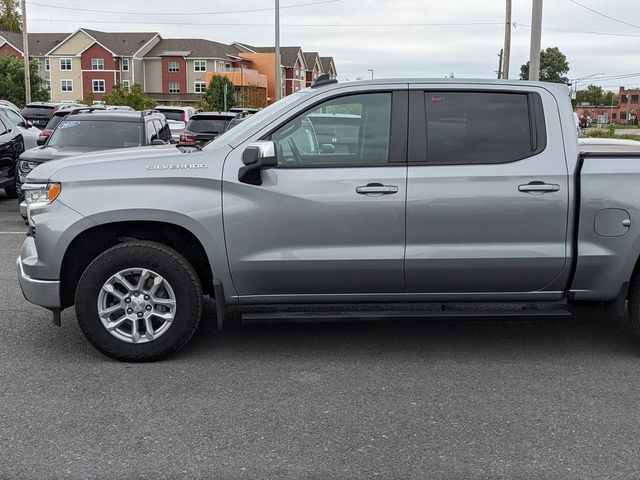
[177,300,640,362]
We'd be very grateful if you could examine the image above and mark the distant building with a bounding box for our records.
[0,29,339,106]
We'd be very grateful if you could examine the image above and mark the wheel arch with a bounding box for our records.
[60,219,216,309]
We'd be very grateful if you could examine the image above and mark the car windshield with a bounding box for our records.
[187,116,232,134]
[48,120,143,148]
[23,106,55,117]
[207,92,307,148]
[156,109,185,122]
[44,114,66,131]
[0,108,24,126]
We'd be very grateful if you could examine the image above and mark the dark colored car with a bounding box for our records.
[179,112,236,146]
[21,102,85,129]
[224,111,255,132]
[17,110,171,201]
[0,112,25,198]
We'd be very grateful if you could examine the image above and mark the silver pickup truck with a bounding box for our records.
[16,78,640,361]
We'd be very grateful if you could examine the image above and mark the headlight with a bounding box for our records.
[19,160,38,174]
[23,183,61,208]
[23,183,62,226]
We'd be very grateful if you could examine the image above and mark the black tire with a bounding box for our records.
[75,241,203,362]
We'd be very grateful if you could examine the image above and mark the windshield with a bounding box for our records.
[23,106,55,117]
[156,109,185,122]
[44,114,66,131]
[187,116,232,134]
[1,108,24,126]
[207,92,307,148]
[48,120,143,148]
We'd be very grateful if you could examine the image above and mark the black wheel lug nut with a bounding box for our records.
[127,308,133,314]
[137,312,143,317]
[146,305,152,311]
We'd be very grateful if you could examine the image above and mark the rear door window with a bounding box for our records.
[421,91,545,164]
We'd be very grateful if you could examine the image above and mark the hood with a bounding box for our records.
[20,145,109,163]
[26,143,229,183]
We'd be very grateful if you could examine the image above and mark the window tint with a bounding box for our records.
[271,93,392,167]
[424,92,542,164]
[0,116,9,135]
[48,120,142,148]
[3,109,23,126]
[187,115,233,134]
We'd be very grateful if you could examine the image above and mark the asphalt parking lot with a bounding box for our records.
[3,194,640,479]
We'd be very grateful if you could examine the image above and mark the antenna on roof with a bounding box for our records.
[312,74,337,88]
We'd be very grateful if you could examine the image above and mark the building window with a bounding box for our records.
[122,80,130,89]
[121,58,129,71]
[621,111,628,120]
[168,61,180,72]
[632,95,639,104]
[91,58,104,70]
[45,79,51,90]
[60,58,72,70]
[61,79,73,92]
[169,82,180,93]
[45,58,50,71]
[622,95,629,103]
[92,79,105,93]
[194,81,206,94]
[194,60,207,72]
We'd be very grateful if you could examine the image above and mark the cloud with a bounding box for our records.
[27,0,640,89]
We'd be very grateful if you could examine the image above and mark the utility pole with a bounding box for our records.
[503,0,512,79]
[274,0,282,102]
[21,0,31,104]
[368,69,374,79]
[223,83,228,111]
[497,49,504,79]
[528,0,543,81]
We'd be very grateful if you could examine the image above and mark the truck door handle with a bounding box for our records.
[518,182,560,193]
[356,183,399,195]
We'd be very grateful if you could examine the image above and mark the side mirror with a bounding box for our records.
[25,121,33,129]
[36,136,46,146]
[239,141,277,185]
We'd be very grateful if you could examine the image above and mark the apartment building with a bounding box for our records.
[0,29,337,106]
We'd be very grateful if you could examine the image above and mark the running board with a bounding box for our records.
[241,308,572,323]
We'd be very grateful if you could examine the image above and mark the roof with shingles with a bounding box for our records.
[0,31,70,56]
[81,29,158,56]
[145,38,239,59]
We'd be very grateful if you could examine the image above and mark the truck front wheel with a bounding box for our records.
[75,241,203,362]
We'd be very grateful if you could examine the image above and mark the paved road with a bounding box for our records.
[2,194,640,479]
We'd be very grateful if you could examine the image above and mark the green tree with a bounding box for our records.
[102,82,156,110]
[0,55,48,107]
[575,84,618,106]
[520,46,570,83]
[198,75,236,111]
[0,0,21,33]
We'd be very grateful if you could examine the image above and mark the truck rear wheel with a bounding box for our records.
[75,241,203,362]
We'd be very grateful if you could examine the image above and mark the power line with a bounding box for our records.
[26,0,341,16]
[567,0,640,30]
[517,23,640,38]
[27,18,507,26]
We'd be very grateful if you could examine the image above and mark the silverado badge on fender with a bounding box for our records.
[145,163,208,171]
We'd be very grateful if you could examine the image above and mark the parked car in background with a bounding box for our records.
[17,110,171,204]
[224,110,255,132]
[229,107,260,114]
[0,114,24,198]
[180,111,236,146]
[36,107,107,146]
[21,102,85,129]
[0,106,41,150]
[154,106,197,124]
[166,120,185,142]
[0,99,21,112]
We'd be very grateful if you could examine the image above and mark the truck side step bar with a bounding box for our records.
[240,307,572,324]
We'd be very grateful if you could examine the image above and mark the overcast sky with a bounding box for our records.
[26,0,640,91]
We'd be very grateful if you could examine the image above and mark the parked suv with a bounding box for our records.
[154,106,197,124]
[17,110,171,201]
[0,113,24,198]
[21,102,85,129]
[180,111,236,146]
[0,106,40,150]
